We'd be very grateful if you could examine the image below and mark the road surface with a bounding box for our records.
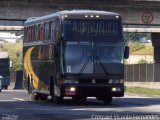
[0,90,160,120]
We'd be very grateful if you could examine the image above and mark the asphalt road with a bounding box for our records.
[0,90,160,120]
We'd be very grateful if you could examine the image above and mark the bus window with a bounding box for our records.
[28,26,32,42]
[38,24,41,41]
[31,26,35,42]
[35,25,39,41]
[44,22,49,41]
[40,24,44,41]
[24,27,28,43]
[50,21,55,40]
[38,24,44,41]
[48,21,51,40]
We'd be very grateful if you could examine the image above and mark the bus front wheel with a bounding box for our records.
[31,92,39,101]
[3,85,8,89]
[103,96,112,105]
[72,96,87,103]
[54,97,63,104]
[50,76,54,101]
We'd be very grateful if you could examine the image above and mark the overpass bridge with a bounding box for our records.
[0,0,160,30]
[1,0,160,62]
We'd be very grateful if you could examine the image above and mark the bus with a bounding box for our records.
[23,10,129,104]
[0,51,10,90]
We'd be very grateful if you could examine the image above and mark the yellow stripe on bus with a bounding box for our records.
[24,47,39,89]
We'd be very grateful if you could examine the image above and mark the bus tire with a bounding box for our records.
[72,96,87,103]
[31,92,39,101]
[27,75,31,94]
[3,85,8,89]
[54,97,63,104]
[38,94,48,101]
[30,74,39,101]
[50,76,54,101]
[103,96,112,105]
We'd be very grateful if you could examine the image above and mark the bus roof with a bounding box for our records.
[25,10,120,26]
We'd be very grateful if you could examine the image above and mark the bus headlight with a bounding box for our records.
[70,87,76,92]
[112,87,122,92]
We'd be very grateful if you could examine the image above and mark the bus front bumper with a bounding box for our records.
[61,84,124,97]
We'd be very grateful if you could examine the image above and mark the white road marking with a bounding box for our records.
[2,90,27,92]
[13,98,25,101]
[71,108,86,111]
[0,100,16,102]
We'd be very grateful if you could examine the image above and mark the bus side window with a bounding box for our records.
[40,24,44,41]
[51,20,55,41]
[24,27,28,43]
[38,24,41,41]
[31,26,35,42]
[30,26,33,42]
[28,26,31,42]
[35,25,38,42]
[55,18,60,41]
[48,21,51,40]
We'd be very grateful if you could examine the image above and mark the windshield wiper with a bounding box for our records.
[79,59,91,74]
[95,56,109,77]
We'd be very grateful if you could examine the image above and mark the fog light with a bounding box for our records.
[70,87,76,92]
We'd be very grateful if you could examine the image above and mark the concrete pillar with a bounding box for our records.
[151,33,160,63]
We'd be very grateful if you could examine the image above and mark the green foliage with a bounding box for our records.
[12,61,23,71]
[124,59,129,65]
[126,86,160,96]
[124,32,151,42]
[129,42,146,53]
[0,42,23,71]
[137,59,148,64]
[128,41,153,55]
[132,43,153,55]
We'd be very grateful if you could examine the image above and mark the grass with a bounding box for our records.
[126,86,160,96]
[0,42,22,60]
[129,41,153,55]
[132,43,153,55]
[0,41,23,71]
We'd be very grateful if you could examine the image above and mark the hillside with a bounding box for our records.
[130,42,153,55]
[0,41,23,71]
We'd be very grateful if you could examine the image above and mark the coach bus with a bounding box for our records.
[23,10,129,104]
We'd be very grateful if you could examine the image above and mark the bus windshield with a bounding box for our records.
[95,42,124,64]
[62,42,124,74]
[62,19,123,41]
[62,42,93,73]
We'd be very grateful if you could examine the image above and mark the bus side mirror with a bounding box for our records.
[124,46,129,59]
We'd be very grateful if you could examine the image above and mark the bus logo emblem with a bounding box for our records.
[92,79,96,84]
